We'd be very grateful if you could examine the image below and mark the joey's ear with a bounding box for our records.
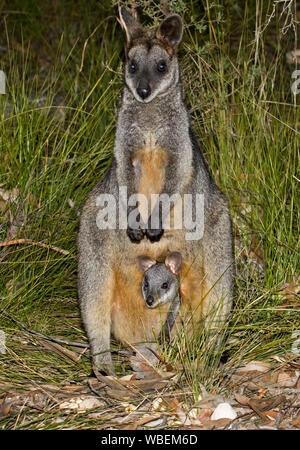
[137,256,156,273]
[156,14,183,49]
[119,6,145,45]
[165,252,182,275]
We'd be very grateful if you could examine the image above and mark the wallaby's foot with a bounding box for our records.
[129,343,160,375]
[127,226,145,243]
[93,352,115,376]
[146,227,164,242]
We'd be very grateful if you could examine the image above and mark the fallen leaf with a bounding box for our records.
[162,397,192,426]
[124,415,161,430]
[211,402,237,420]
[59,396,104,411]
[162,397,181,412]
[0,187,19,202]
[202,418,232,430]
[176,408,191,426]
[145,417,166,428]
[236,360,271,373]
[0,402,10,416]
[248,394,285,422]
[292,411,300,428]
[119,374,136,381]
[277,371,298,387]
[151,397,165,412]
[234,392,250,406]
[257,388,268,399]
[194,394,224,409]
[264,410,278,420]
[198,408,213,423]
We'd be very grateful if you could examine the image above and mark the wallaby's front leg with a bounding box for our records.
[146,157,185,242]
[158,294,181,344]
[127,205,146,243]
[119,157,147,244]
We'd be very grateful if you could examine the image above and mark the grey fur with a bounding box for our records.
[142,263,179,309]
[139,257,181,344]
[77,9,234,374]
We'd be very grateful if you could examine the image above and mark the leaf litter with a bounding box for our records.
[1,353,300,430]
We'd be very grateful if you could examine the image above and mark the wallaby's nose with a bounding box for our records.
[146,295,154,306]
[137,84,151,100]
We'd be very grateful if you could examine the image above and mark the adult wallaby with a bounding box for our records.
[77,7,234,375]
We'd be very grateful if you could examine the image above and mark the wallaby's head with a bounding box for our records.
[119,7,183,103]
[137,252,182,308]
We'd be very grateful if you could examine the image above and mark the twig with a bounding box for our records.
[92,365,139,396]
[5,314,89,349]
[0,238,71,256]
[224,411,255,429]
[79,16,114,72]
[87,379,113,405]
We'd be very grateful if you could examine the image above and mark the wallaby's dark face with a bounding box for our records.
[125,44,179,103]
[119,7,183,103]
[137,252,182,308]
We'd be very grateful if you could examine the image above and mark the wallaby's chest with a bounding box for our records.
[131,145,169,222]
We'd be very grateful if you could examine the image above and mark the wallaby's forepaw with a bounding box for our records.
[127,226,145,243]
[146,227,164,242]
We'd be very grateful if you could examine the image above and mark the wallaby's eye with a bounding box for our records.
[144,280,149,288]
[157,61,167,73]
[161,282,168,289]
[129,61,138,73]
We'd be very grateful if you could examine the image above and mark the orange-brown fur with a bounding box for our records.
[133,147,169,221]
[111,263,170,343]
[109,243,207,345]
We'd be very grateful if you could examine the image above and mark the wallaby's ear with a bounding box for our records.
[156,14,183,49]
[119,6,145,45]
[165,252,182,275]
[137,255,156,273]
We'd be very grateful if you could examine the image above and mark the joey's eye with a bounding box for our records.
[157,61,167,73]
[161,282,168,289]
[129,61,137,73]
[144,280,149,288]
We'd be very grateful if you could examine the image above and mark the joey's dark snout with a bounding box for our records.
[137,81,151,99]
[146,295,154,306]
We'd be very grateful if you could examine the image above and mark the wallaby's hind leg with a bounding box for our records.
[200,209,234,348]
[78,240,115,375]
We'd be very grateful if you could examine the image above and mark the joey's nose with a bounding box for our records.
[146,295,154,306]
[137,85,151,100]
